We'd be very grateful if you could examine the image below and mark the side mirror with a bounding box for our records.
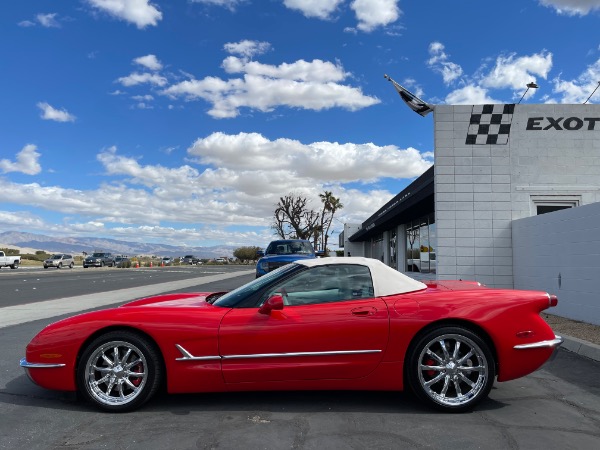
[256,250,264,257]
[259,295,284,315]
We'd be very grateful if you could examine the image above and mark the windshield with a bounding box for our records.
[51,255,62,259]
[92,253,104,257]
[265,241,314,256]
[213,263,301,307]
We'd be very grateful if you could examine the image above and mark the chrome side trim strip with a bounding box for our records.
[174,345,381,362]
[514,336,563,350]
[223,349,381,360]
[20,358,66,368]
[175,344,221,361]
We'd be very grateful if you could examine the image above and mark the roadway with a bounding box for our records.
[1,266,599,449]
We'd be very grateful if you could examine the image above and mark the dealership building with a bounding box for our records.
[343,103,600,325]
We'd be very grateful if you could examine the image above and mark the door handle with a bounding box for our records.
[351,307,377,316]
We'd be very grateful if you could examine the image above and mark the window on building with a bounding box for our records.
[530,195,580,216]
[371,234,384,263]
[389,230,397,270]
[406,214,436,274]
[536,205,572,215]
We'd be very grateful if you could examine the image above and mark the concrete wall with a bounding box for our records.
[434,104,600,288]
[343,223,364,257]
[512,202,600,325]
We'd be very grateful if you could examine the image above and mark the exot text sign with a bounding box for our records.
[527,117,600,131]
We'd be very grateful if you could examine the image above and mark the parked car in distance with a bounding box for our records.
[114,255,130,268]
[83,252,115,268]
[0,250,21,269]
[161,257,173,266]
[20,257,562,413]
[43,254,74,269]
[256,239,323,277]
[182,255,201,265]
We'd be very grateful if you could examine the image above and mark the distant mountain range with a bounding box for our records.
[0,231,237,258]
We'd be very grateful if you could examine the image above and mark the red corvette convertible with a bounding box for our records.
[21,257,562,412]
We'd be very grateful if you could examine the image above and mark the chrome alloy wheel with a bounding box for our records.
[417,333,488,407]
[84,340,148,407]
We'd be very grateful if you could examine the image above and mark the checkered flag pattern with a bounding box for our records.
[465,104,515,145]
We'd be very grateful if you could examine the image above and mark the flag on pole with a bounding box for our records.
[384,74,433,117]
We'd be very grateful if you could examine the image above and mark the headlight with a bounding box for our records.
[259,261,269,271]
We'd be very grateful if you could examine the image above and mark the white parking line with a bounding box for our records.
[0,270,254,329]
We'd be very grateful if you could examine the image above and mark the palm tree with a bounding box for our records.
[318,191,343,255]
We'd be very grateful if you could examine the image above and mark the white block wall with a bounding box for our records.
[512,202,600,325]
[434,104,600,288]
[343,223,364,257]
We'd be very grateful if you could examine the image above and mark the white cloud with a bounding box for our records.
[190,0,245,10]
[36,13,61,28]
[550,58,600,103]
[0,144,42,175]
[37,102,77,122]
[134,54,163,71]
[0,135,430,246]
[444,86,502,105]
[87,0,162,28]
[351,0,401,32]
[18,13,62,28]
[281,0,401,32]
[427,42,463,85]
[117,42,377,118]
[441,50,553,104]
[188,132,432,183]
[132,94,154,101]
[162,57,378,118]
[18,20,36,27]
[283,0,344,19]
[0,211,46,229]
[539,0,600,16]
[221,56,348,82]
[481,51,553,91]
[223,40,271,58]
[117,72,167,87]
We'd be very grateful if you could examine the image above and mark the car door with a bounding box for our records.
[219,264,389,383]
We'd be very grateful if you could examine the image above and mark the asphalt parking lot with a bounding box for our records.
[1,267,599,449]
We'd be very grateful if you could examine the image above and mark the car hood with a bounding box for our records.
[120,292,217,308]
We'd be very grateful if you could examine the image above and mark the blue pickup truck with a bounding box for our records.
[255,239,323,277]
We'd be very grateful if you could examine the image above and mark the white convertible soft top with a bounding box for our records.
[297,257,427,297]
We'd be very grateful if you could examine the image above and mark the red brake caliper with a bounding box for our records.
[131,363,143,386]
[425,358,436,377]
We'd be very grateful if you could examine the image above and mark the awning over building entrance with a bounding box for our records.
[349,166,434,242]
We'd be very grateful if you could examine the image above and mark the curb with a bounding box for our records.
[560,334,600,363]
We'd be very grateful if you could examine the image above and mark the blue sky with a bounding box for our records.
[1,0,600,249]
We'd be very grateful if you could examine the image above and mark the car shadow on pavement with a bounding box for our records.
[2,373,507,414]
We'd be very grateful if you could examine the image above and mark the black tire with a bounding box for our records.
[100,261,105,267]
[69,262,74,269]
[44,266,48,269]
[77,330,163,412]
[10,261,19,269]
[83,265,88,268]
[406,326,495,413]
[58,263,62,269]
